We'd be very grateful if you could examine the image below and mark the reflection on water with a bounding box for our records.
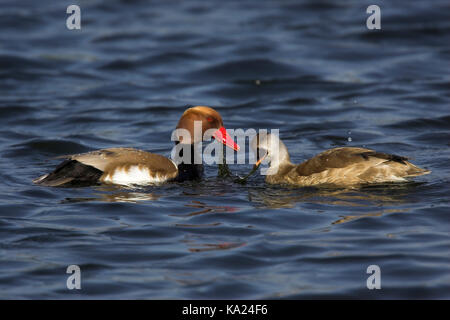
[61,180,422,224]
[331,208,409,225]
[181,228,247,253]
[186,241,246,253]
[63,180,426,206]
[247,182,424,209]
[62,192,160,203]
[180,200,239,217]
[62,185,161,203]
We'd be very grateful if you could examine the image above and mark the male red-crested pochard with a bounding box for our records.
[250,133,430,186]
[33,106,239,187]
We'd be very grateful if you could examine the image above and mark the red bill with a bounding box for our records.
[213,127,240,151]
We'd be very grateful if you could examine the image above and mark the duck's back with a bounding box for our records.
[282,147,430,186]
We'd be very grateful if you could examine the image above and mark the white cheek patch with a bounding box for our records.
[104,166,167,186]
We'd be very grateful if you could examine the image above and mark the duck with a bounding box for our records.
[33,106,239,187]
[250,133,430,186]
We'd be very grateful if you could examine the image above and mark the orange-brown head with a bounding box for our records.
[175,106,239,151]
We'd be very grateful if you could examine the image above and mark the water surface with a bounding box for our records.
[0,0,449,299]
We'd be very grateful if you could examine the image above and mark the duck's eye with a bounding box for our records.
[206,117,213,122]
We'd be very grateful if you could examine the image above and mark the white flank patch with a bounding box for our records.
[104,166,167,186]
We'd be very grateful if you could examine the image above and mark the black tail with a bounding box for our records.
[33,160,103,187]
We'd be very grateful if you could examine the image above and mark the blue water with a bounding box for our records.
[0,0,449,299]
